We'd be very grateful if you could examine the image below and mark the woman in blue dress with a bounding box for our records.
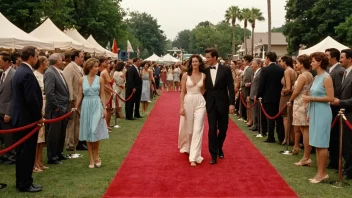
[75,58,109,169]
[303,52,334,183]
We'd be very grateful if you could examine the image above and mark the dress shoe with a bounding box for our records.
[250,127,258,131]
[76,144,88,151]
[58,154,68,161]
[66,146,74,151]
[3,160,15,165]
[0,183,7,189]
[210,159,217,164]
[126,118,136,120]
[264,139,275,143]
[47,160,62,165]
[219,153,224,159]
[19,184,42,192]
[135,116,143,118]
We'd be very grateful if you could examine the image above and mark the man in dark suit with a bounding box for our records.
[11,46,43,192]
[44,53,70,164]
[325,48,345,170]
[155,63,161,90]
[0,51,16,165]
[332,49,352,179]
[249,58,262,132]
[241,55,254,124]
[257,52,285,143]
[125,58,142,120]
[204,48,235,164]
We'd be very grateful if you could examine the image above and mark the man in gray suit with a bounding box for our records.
[332,49,352,179]
[325,48,345,170]
[241,55,254,124]
[249,58,262,132]
[44,53,70,164]
[0,51,16,164]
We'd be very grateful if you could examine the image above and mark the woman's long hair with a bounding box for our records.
[186,54,205,76]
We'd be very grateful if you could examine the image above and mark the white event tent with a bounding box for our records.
[87,35,117,58]
[145,53,161,61]
[161,53,181,63]
[299,36,349,55]
[30,18,84,50]
[65,29,105,54]
[0,12,54,50]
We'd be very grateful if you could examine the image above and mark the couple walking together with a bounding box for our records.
[178,48,235,166]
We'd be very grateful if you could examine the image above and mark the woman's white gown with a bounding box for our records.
[178,73,206,163]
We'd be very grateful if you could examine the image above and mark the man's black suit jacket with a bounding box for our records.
[257,63,284,104]
[11,63,43,127]
[126,65,142,92]
[204,64,235,114]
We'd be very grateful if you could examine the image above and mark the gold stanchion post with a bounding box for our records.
[280,102,292,155]
[238,89,243,120]
[256,97,263,138]
[330,109,349,188]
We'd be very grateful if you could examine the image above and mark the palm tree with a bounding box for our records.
[225,6,241,55]
[267,0,272,52]
[239,8,251,55]
[249,8,265,56]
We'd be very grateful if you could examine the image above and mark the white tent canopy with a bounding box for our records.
[299,36,349,55]
[86,35,117,58]
[162,53,181,63]
[30,18,83,50]
[145,53,161,61]
[0,12,54,50]
[65,29,105,54]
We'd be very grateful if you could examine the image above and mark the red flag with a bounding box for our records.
[112,38,118,53]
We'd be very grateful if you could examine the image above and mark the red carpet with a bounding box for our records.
[104,92,297,198]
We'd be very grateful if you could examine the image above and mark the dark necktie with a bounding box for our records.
[342,71,347,83]
[210,66,216,69]
[0,72,5,85]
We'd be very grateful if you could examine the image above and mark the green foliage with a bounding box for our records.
[225,5,241,55]
[284,0,352,55]
[272,26,285,33]
[335,16,352,46]
[172,30,191,52]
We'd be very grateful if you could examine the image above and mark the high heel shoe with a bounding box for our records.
[291,148,300,155]
[33,167,43,172]
[190,162,196,167]
[309,175,329,183]
[281,140,287,145]
[89,164,95,169]
[95,158,101,168]
[294,158,312,166]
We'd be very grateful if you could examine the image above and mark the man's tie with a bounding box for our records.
[342,71,347,83]
[210,66,216,69]
[0,72,5,85]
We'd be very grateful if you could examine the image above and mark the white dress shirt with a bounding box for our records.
[53,66,67,87]
[210,63,219,86]
[254,68,261,79]
[0,67,10,84]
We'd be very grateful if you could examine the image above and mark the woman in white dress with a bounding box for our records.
[173,64,181,92]
[167,65,174,91]
[179,55,206,167]
[33,56,49,172]
[113,62,126,118]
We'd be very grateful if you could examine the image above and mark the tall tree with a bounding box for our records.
[335,15,352,46]
[225,5,241,55]
[172,30,191,52]
[196,21,213,28]
[239,8,251,55]
[267,0,272,51]
[249,8,265,55]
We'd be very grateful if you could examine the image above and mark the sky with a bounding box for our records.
[121,0,287,40]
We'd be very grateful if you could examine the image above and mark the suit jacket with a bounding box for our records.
[204,64,235,114]
[249,68,262,100]
[329,64,345,99]
[0,68,15,116]
[338,70,352,121]
[241,66,254,88]
[44,66,70,118]
[63,62,83,101]
[257,63,285,104]
[126,65,142,91]
[11,63,43,127]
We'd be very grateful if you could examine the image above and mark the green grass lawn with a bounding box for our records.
[231,115,352,198]
[0,98,158,198]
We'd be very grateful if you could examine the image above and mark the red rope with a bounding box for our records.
[43,111,72,124]
[331,114,339,129]
[344,119,352,131]
[114,91,134,103]
[260,103,287,120]
[0,122,38,134]
[239,92,258,109]
[0,126,41,155]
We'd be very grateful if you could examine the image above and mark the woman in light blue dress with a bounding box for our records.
[140,61,153,115]
[303,52,334,184]
[75,58,109,169]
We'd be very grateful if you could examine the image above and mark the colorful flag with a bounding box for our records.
[112,38,118,53]
[127,40,134,53]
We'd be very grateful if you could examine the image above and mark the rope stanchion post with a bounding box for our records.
[256,97,263,138]
[280,102,292,155]
[330,109,350,188]
[68,108,82,159]
[246,96,250,123]
[238,89,242,120]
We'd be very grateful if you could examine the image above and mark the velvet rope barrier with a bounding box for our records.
[0,126,41,155]
[239,92,258,109]
[260,103,287,120]
[331,114,339,129]
[105,84,135,103]
[343,116,352,131]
